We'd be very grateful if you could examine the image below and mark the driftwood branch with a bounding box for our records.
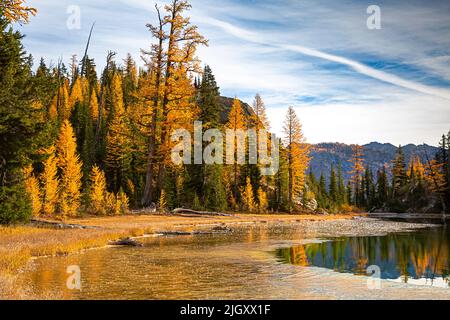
[171,208,234,217]
[109,237,143,247]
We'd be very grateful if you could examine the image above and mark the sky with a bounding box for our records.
[17,0,450,146]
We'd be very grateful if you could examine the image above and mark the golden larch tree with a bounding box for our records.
[257,187,268,213]
[69,77,84,110]
[350,145,364,205]
[282,106,310,211]
[48,95,58,120]
[56,120,83,218]
[241,176,255,212]
[23,165,42,217]
[89,165,107,215]
[111,73,125,115]
[40,146,59,217]
[1,0,37,24]
[55,81,70,120]
[252,93,270,131]
[408,156,425,181]
[226,97,246,202]
[89,90,99,121]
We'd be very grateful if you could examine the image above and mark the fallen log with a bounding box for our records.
[109,237,143,247]
[156,231,192,236]
[171,208,234,217]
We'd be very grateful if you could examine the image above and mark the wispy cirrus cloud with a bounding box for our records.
[202,17,450,100]
[19,0,450,145]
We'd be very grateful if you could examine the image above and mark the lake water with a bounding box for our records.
[276,227,450,287]
[22,221,450,299]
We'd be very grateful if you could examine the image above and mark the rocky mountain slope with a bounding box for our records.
[309,142,438,183]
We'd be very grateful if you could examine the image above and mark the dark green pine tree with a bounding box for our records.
[447,131,450,210]
[0,17,44,223]
[337,162,346,205]
[359,173,367,208]
[391,145,407,198]
[329,165,338,203]
[70,98,93,185]
[122,53,138,108]
[317,173,328,208]
[203,164,227,211]
[436,134,449,208]
[364,166,375,209]
[376,167,389,207]
[31,58,60,157]
[198,65,221,128]
[346,181,352,205]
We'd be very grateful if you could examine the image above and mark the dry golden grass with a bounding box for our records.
[0,212,355,298]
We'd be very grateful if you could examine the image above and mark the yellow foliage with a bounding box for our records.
[158,190,167,212]
[110,191,129,215]
[89,90,99,121]
[105,114,132,173]
[118,191,129,214]
[257,187,268,213]
[408,156,425,180]
[425,160,447,194]
[290,142,311,196]
[40,146,59,217]
[55,82,70,120]
[69,77,84,109]
[241,177,255,212]
[1,0,37,24]
[340,203,355,213]
[161,66,198,164]
[114,197,122,215]
[56,120,83,218]
[105,192,116,215]
[283,106,310,206]
[111,73,125,115]
[23,165,41,217]
[89,166,107,215]
[48,96,58,120]
[350,145,364,189]
[226,98,245,131]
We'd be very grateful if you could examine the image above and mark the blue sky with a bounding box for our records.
[18,0,450,146]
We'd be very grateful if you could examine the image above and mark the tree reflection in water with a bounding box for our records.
[276,227,450,285]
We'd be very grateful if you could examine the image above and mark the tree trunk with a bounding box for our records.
[142,7,164,206]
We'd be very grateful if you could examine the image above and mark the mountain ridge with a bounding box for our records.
[309,142,438,184]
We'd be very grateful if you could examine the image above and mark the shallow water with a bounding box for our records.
[22,222,450,299]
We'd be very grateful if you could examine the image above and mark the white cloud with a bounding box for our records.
[19,0,450,145]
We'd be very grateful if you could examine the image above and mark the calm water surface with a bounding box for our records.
[276,227,450,285]
[23,222,450,299]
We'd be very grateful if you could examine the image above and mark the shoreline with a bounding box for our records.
[0,213,442,299]
[0,213,356,299]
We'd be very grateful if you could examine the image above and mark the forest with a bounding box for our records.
[1,0,449,225]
